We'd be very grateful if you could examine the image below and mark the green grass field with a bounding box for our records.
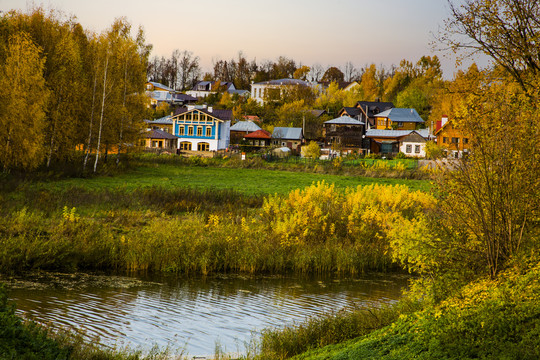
[31,163,431,195]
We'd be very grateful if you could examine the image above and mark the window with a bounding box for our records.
[206,127,212,137]
[452,137,459,144]
[188,126,194,136]
[180,142,191,150]
[197,126,203,136]
[397,122,403,128]
[406,144,412,153]
[443,137,449,143]
[198,142,209,151]
[415,145,421,153]
[463,138,469,144]
[178,126,185,136]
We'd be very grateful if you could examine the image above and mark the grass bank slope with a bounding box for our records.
[292,262,540,360]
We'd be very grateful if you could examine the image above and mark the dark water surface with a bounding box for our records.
[6,272,408,357]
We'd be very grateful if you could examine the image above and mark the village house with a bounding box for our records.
[271,127,303,151]
[145,81,197,107]
[338,101,395,128]
[229,120,262,144]
[373,108,424,130]
[171,105,232,152]
[144,115,174,133]
[251,78,311,104]
[323,115,366,151]
[143,129,178,151]
[435,116,471,158]
[186,81,236,98]
[243,129,272,148]
[365,129,432,156]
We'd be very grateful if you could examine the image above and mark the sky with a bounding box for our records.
[1,0,484,79]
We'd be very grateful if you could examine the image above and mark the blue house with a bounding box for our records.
[171,105,232,151]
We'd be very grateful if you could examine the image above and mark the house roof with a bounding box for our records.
[324,116,364,125]
[192,81,235,91]
[400,131,427,143]
[339,107,362,117]
[365,129,416,138]
[172,93,197,102]
[356,101,395,117]
[147,81,174,92]
[366,129,432,139]
[228,89,250,96]
[145,115,173,125]
[272,127,303,140]
[374,108,424,123]
[173,106,233,121]
[144,129,178,140]
[253,78,310,86]
[230,120,262,132]
[244,129,272,139]
[310,109,327,118]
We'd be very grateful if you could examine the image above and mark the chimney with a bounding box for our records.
[208,106,213,113]
[187,105,195,111]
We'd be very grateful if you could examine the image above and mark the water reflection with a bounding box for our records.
[7,272,408,356]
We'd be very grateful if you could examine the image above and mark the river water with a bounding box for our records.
[6,272,408,357]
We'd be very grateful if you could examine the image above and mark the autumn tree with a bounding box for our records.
[321,66,344,83]
[439,76,539,278]
[293,65,310,81]
[441,0,540,96]
[0,32,49,171]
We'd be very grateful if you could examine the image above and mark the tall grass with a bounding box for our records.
[0,182,434,276]
[257,299,423,359]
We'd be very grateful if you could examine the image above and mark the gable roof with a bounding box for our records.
[244,129,272,139]
[400,131,427,143]
[374,108,424,123]
[356,101,395,117]
[366,128,432,139]
[230,120,262,132]
[272,127,303,140]
[172,93,197,102]
[144,129,178,140]
[310,109,327,118]
[173,107,233,121]
[324,116,364,125]
[339,107,362,117]
[147,81,174,92]
[145,115,173,125]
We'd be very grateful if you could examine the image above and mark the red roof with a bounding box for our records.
[244,129,271,139]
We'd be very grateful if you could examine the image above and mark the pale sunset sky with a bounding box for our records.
[1,0,480,78]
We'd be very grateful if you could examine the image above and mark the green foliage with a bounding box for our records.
[423,141,444,159]
[0,284,70,359]
[295,261,540,360]
[302,141,321,159]
[0,31,49,171]
[259,299,423,359]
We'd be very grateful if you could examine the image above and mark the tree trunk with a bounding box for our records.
[94,50,109,173]
[83,71,98,173]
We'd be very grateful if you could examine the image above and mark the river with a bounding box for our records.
[5,271,408,357]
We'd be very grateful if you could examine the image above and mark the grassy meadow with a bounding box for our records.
[21,161,431,196]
